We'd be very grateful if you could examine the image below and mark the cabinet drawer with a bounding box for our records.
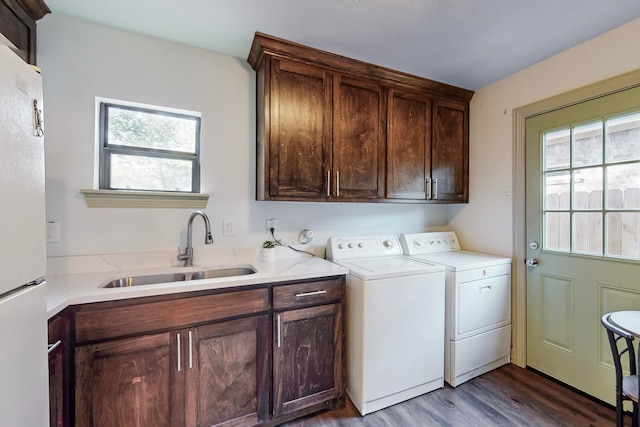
[75,288,269,343]
[273,278,344,310]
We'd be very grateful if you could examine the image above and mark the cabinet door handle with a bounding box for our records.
[426,178,432,199]
[276,314,282,348]
[433,178,438,199]
[295,290,327,297]
[177,333,181,372]
[336,171,340,197]
[47,340,62,354]
[326,170,331,197]
[188,330,193,369]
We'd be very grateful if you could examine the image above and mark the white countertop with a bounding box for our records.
[45,245,348,318]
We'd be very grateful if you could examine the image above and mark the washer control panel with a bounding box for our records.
[326,234,401,260]
[399,231,461,255]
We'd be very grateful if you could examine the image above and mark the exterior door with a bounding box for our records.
[525,86,640,404]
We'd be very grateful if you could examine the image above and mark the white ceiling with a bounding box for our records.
[45,0,640,90]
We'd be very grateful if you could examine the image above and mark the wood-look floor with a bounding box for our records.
[285,364,625,427]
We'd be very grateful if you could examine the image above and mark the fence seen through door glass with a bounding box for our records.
[542,111,640,260]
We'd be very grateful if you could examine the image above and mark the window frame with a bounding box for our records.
[98,101,202,193]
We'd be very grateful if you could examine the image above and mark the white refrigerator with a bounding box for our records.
[0,39,50,426]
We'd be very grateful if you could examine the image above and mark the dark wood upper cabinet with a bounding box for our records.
[0,0,50,64]
[267,58,332,199]
[333,74,385,200]
[248,32,474,204]
[386,90,470,202]
[431,97,469,202]
[386,88,432,200]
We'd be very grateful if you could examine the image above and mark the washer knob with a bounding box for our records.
[383,239,394,249]
[348,243,354,248]
[358,243,364,248]
[338,243,344,249]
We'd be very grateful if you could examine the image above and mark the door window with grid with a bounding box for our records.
[542,111,640,259]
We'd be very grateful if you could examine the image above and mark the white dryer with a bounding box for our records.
[326,234,445,415]
[400,231,512,387]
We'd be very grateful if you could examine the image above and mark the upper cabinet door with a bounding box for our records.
[431,98,469,202]
[268,58,332,200]
[332,75,385,200]
[386,89,432,200]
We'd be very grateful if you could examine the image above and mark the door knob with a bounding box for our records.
[525,258,539,267]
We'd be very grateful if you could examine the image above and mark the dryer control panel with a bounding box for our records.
[326,234,401,260]
[400,231,461,255]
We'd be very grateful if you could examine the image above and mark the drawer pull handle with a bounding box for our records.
[295,290,327,297]
[480,285,492,293]
[47,340,62,354]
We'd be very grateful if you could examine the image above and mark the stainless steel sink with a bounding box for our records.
[100,266,256,288]
[188,267,256,280]
[102,273,187,288]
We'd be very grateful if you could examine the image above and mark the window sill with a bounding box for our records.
[80,189,209,208]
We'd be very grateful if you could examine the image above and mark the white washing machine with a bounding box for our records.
[326,234,445,415]
[400,231,512,387]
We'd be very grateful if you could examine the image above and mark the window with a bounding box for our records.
[542,111,640,260]
[99,101,201,193]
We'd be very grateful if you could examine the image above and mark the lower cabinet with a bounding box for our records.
[273,303,343,417]
[70,276,345,426]
[75,316,269,427]
[75,332,175,426]
[48,310,69,427]
[185,316,269,426]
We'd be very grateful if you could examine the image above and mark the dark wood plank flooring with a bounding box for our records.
[285,364,624,426]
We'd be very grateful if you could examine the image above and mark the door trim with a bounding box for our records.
[511,68,640,367]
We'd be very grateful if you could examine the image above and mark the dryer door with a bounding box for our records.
[456,273,511,340]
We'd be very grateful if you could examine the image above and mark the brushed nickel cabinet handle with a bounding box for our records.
[295,290,327,297]
[177,333,181,372]
[434,178,438,199]
[188,330,193,369]
[327,170,331,197]
[336,171,340,197]
[426,178,432,199]
[47,340,62,354]
[277,314,282,348]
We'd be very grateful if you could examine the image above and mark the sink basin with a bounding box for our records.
[100,266,257,288]
[189,267,256,280]
[102,273,187,288]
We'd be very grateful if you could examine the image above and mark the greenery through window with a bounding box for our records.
[99,101,201,192]
[542,111,640,260]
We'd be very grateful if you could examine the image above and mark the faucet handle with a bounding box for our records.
[177,246,188,261]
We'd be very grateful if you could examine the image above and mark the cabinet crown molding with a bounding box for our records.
[248,31,474,103]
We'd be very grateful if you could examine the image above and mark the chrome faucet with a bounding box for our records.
[177,210,214,267]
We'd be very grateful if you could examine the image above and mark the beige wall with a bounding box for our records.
[453,18,640,257]
[38,14,449,258]
[38,13,640,259]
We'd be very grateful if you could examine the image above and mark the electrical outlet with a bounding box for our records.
[266,218,278,237]
[46,220,60,243]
